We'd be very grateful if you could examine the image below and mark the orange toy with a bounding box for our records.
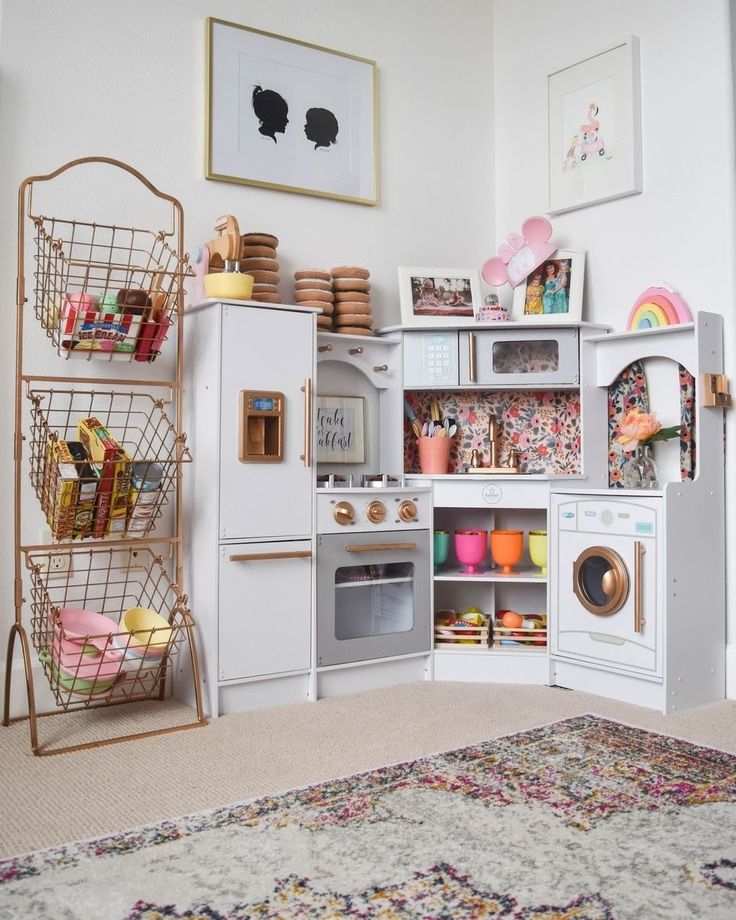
[490,529,523,575]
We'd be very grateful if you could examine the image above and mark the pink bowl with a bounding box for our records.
[56,608,119,653]
[454,529,488,575]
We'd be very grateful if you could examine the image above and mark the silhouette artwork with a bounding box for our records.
[304,107,339,150]
[252,85,289,142]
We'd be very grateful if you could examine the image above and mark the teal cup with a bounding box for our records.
[434,530,450,572]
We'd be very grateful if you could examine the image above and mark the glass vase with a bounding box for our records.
[622,444,659,489]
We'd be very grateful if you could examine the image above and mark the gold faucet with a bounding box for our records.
[488,413,499,469]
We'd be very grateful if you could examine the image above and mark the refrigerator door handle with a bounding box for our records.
[229,550,313,562]
[300,377,312,468]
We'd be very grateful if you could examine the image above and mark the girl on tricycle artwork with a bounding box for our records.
[563,102,608,171]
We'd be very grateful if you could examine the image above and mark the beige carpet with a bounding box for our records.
[1,682,735,858]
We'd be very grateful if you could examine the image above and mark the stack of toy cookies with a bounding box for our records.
[331,267,372,336]
[292,269,334,332]
[240,232,280,303]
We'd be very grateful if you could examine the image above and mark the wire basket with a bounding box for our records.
[30,216,191,362]
[27,546,193,711]
[27,385,192,540]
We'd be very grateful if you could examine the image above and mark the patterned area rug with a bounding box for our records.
[1,715,735,919]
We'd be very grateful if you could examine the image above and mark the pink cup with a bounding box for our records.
[454,529,488,575]
[418,436,452,474]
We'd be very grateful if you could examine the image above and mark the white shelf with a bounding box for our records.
[584,323,694,345]
[433,647,547,656]
[434,564,546,583]
[336,576,412,589]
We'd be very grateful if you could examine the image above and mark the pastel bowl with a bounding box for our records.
[203,272,254,301]
[57,608,120,653]
[121,606,172,652]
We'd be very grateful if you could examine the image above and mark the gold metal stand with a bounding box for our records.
[5,157,207,755]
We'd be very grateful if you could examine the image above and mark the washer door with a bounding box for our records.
[572,546,629,616]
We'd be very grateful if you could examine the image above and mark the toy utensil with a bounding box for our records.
[448,425,458,437]
[430,399,442,423]
[422,421,429,436]
[404,400,423,439]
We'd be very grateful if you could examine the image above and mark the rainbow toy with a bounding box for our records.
[626,287,692,331]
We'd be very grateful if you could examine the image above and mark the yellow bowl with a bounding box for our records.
[203,272,254,301]
[121,606,172,651]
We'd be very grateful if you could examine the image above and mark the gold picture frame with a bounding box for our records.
[206,18,379,206]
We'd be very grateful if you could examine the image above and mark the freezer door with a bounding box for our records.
[218,540,312,681]
[219,306,314,540]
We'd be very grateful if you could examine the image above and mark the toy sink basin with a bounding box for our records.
[203,272,254,301]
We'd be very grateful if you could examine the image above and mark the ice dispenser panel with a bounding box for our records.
[239,390,284,462]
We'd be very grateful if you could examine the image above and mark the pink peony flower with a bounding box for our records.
[615,408,661,450]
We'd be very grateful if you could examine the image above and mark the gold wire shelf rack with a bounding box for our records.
[30,212,192,364]
[7,156,206,756]
[26,383,192,541]
[27,546,192,711]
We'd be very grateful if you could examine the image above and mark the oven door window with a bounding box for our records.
[334,563,415,639]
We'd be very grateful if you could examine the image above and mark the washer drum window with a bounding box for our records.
[572,546,629,616]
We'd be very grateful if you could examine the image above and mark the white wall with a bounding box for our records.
[493,0,736,694]
[0,0,494,685]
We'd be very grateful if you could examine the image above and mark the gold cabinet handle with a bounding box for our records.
[229,550,313,562]
[349,346,363,355]
[373,364,388,372]
[634,540,646,633]
[345,542,417,553]
[468,331,477,382]
[318,344,333,353]
[299,377,312,467]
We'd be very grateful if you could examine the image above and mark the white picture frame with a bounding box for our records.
[511,250,585,322]
[315,396,365,463]
[206,18,378,206]
[547,36,642,214]
[398,267,483,328]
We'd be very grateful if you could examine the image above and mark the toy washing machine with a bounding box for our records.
[550,492,663,682]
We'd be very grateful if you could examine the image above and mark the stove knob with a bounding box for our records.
[333,501,355,526]
[367,500,386,524]
[398,500,418,523]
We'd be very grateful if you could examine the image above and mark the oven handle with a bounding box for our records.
[344,542,417,553]
[229,550,313,562]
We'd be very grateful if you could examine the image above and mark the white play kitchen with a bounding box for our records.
[7,169,729,756]
[180,288,728,716]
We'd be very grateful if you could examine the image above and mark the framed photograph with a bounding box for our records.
[398,268,483,328]
[547,36,642,214]
[315,396,365,463]
[511,250,585,322]
[206,18,378,205]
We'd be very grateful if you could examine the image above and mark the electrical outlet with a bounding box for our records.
[37,527,73,579]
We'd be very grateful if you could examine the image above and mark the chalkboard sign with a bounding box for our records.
[315,396,365,463]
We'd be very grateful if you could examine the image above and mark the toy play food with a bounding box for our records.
[500,610,523,629]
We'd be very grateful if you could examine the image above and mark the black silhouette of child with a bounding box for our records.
[252,85,289,142]
[304,107,339,149]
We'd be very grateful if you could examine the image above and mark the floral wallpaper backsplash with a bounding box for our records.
[404,390,581,475]
[607,362,696,487]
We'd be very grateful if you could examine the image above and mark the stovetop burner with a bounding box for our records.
[361,474,402,489]
[317,474,349,489]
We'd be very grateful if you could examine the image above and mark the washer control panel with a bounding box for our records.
[556,498,658,537]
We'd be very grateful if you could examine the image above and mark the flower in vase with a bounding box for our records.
[615,408,681,451]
